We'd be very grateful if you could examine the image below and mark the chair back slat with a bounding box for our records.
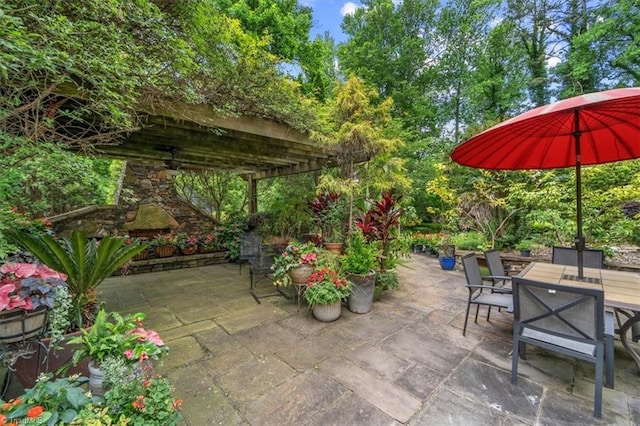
[462,253,483,288]
[551,247,604,269]
[485,250,506,277]
[240,232,261,261]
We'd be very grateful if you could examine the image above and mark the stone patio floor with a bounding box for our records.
[98,254,640,425]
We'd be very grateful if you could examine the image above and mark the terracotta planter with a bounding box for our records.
[324,242,344,255]
[154,245,176,258]
[0,306,48,344]
[312,300,342,322]
[289,264,314,285]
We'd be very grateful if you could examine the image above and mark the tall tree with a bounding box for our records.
[551,0,598,98]
[570,0,640,88]
[470,20,529,123]
[506,0,564,106]
[433,0,500,143]
[339,0,439,132]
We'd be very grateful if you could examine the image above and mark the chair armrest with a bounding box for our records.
[466,284,511,291]
[482,274,512,281]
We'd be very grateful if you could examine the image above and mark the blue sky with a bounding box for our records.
[300,0,362,42]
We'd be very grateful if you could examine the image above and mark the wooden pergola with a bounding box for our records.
[95,100,336,213]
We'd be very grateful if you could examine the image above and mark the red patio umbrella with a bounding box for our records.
[451,87,640,279]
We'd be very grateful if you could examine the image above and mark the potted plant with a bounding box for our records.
[304,266,351,322]
[149,233,176,258]
[515,240,534,257]
[271,241,318,288]
[9,230,146,332]
[355,190,403,271]
[8,230,147,387]
[101,358,182,425]
[0,373,103,424]
[309,192,347,253]
[69,309,168,396]
[341,230,378,314]
[197,232,222,253]
[0,262,67,343]
[124,236,150,261]
[174,232,199,255]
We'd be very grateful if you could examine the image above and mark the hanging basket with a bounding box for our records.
[154,245,176,258]
[132,249,149,261]
[0,306,48,344]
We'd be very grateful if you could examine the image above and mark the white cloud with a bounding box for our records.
[341,2,359,16]
[547,56,561,68]
[299,0,315,6]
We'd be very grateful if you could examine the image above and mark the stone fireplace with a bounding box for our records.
[49,162,217,238]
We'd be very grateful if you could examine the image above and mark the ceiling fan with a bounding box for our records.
[165,147,182,170]
[155,146,182,170]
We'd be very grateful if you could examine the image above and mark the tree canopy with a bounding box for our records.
[1,0,639,256]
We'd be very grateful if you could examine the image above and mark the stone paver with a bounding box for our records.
[85,255,640,425]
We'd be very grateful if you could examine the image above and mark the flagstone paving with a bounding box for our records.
[93,255,640,425]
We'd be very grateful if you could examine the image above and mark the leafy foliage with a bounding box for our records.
[8,230,147,330]
[304,267,351,307]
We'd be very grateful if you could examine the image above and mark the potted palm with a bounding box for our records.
[8,229,146,386]
[341,230,378,314]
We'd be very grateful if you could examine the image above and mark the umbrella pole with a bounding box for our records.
[574,111,585,279]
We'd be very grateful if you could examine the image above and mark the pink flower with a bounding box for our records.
[0,263,37,278]
[124,349,134,360]
[130,328,165,346]
[34,265,67,281]
[0,284,16,310]
[300,253,317,264]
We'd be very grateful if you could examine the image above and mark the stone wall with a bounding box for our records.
[49,163,217,238]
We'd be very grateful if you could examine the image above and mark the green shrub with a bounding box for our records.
[451,232,486,250]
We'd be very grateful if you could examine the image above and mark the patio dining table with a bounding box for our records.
[519,262,640,371]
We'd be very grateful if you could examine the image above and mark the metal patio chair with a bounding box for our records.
[461,253,513,336]
[511,277,614,419]
[483,249,515,293]
[551,246,605,269]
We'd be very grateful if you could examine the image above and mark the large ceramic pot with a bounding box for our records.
[0,306,48,344]
[347,271,376,314]
[312,300,342,322]
[439,256,456,270]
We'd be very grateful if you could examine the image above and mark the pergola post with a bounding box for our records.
[248,174,258,215]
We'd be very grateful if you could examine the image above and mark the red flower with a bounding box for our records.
[132,395,146,410]
[172,399,183,410]
[27,406,44,418]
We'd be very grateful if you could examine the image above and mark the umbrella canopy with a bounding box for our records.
[451,87,640,279]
